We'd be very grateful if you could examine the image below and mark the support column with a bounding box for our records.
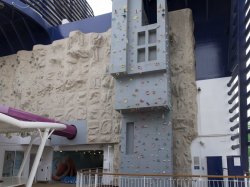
[17,136,37,177]
[26,128,50,187]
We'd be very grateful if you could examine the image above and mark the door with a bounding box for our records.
[227,156,244,187]
[207,156,223,187]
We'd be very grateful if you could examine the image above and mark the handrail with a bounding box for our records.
[77,171,250,179]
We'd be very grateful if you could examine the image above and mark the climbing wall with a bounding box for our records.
[0,31,121,145]
[111,0,173,174]
[169,9,197,174]
[120,111,172,173]
[111,0,171,111]
[0,8,197,175]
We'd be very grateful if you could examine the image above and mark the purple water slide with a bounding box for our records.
[0,105,77,139]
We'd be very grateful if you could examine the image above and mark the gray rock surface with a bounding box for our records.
[169,9,197,174]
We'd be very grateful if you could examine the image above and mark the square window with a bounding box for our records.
[148,46,157,61]
[149,29,157,44]
[138,48,146,62]
[138,31,146,45]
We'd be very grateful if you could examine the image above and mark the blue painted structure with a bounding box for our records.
[19,0,94,26]
[227,0,249,175]
[207,156,223,187]
[233,0,249,175]
[0,0,109,57]
[167,0,231,80]
[0,0,232,81]
[0,0,51,57]
[50,13,112,40]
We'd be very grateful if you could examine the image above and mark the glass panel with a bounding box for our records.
[142,0,157,26]
[13,151,24,176]
[148,46,157,61]
[137,48,146,62]
[3,151,15,177]
[138,31,146,45]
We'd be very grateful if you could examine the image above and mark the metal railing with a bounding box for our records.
[76,171,250,187]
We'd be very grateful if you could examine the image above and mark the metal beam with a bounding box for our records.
[0,25,15,54]
[238,0,249,174]
[230,123,240,131]
[22,18,36,45]
[10,21,25,49]
[228,92,238,104]
[229,102,239,113]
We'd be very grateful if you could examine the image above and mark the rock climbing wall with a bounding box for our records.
[0,8,196,175]
[169,9,197,174]
[120,111,172,174]
[111,0,173,175]
[0,30,121,145]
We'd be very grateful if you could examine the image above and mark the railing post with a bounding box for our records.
[94,174,98,187]
[76,172,79,187]
[89,169,91,187]
[234,177,237,187]
[80,172,83,187]
[244,174,247,187]
[144,176,146,187]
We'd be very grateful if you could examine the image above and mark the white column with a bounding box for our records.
[26,128,50,187]
[17,136,36,177]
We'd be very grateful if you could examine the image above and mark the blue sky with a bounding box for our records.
[87,0,112,16]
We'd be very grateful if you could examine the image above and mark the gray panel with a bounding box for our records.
[120,111,172,174]
[114,72,170,110]
[110,0,169,76]
[111,0,173,175]
[110,0,128,75]
[51,120,87,146]
[126,0,169,75]
[111,0,171,111]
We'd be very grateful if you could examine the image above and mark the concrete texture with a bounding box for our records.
[0,30,121,145]
[169,9,197,174]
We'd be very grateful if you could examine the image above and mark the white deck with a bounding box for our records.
[0,177,26,187]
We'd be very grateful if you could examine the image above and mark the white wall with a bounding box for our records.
[191,77,239,175]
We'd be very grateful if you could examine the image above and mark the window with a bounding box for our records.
[137,29,157,63]
[142,0,157,26]
[126,122,134,154]
[3,151,24,177]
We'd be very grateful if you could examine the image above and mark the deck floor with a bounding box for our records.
[33,183,75,187]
